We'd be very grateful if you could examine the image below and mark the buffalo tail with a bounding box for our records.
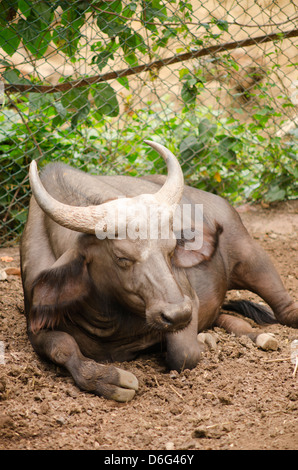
[221,300,277,325]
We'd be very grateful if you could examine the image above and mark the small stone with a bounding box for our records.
[40,402,50,414]
[66,387,79,398]
[197,332,217,350]
[169,370,179,379]
[192,426,208,438]
[0,270,7,281]
[165,441,175,450]
[218,394,233,405]
[0,378,6,394]
[0,414,14,429]
[55,416,66,425]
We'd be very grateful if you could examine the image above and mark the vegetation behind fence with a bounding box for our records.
[0,0,297,245]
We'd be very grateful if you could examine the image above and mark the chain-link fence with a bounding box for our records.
[0,0,297,245]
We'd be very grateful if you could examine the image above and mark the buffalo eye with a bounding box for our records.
[116,257,134,269]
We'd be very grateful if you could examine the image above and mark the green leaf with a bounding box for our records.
[181,83,197,106]
[16,17,51,58]
[2,68,30,84]
[53,100,66,119]
[99,0,122,14]
[198,118,217,141]
[214,19,229,32]
[91,83,119,117]
[179,68,190,79]
[179,135,204,161]
[216,135,238,161]
[0,0,18,26]
[18,0,31,18]
[96,17,127,37]
[92,50,113,71]
[119,29,147,55]
[61,87,89,112]
[122,1,137,17]
[123,51,138,66]
[12,209,27,223]
[144,0,167,22]
[127,153,138,164]
[284,164,298,179]
[265,185,286,202]
[52,9,84,59]
[33,1,54,25]
[96,0,126,37]
[0,59,10,66]
[141,0,168,32]
[154,27,177,49]
[117,76,129,90]
[28,93,53,111]
[0,27,21,56]
[71,103,91,128]
[52,24,82,59]
[91,39,119,71]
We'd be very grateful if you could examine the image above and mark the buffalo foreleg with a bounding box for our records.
[230,239,298,328]
[29,330,138,401]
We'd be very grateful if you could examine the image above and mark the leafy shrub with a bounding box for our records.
[0,1,297,244]
[1,93,297,243]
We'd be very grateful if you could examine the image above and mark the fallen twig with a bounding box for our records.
[263,357,291,363]
[153,375,160,387]
[169,384,184,399]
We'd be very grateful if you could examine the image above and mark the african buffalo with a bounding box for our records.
[20,141,298,402]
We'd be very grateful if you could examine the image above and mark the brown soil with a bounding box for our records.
[0,201,297,450]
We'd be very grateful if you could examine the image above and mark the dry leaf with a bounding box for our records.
[5,267,21,276]
[1,256,14,262]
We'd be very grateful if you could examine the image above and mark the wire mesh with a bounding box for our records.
[0,0,297,245]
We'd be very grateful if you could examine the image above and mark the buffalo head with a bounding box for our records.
[28,141,200,334]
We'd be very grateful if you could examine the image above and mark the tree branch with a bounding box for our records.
[4,28,298,94]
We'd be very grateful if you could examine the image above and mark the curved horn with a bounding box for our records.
[144,140,184,206]
[29,141,184,234]
[29,160,115,234]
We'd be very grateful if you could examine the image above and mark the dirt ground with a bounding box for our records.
[0,200,297,451]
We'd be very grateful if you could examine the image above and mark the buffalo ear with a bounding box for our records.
[172,223,223,268]
[30,250,90,333]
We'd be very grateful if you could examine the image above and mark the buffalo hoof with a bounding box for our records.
[74,361,139,402]
[109,368,139,402]
[255,333,278,351]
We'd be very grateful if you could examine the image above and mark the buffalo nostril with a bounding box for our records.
[160,312,174,326]
[146,299,193,331]
[159,306,192,329]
